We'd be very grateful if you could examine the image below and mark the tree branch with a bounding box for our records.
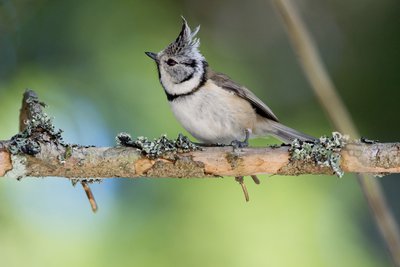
[1,139,399,179]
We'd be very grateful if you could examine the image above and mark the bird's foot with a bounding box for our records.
[231,129,251,149]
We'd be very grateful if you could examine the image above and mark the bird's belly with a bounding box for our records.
[169,89,256,144]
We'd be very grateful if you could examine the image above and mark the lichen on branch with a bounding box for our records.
[9,89,65,155]
[289,132,348,177]
[116,132,200,159]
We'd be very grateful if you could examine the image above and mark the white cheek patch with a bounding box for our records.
[160,69,202,96]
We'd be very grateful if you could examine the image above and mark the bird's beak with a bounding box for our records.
[145,52,158,62]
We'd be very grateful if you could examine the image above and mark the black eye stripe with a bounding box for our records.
[182,60,197,68]
[166,59,177,66]
[165,59,197,68]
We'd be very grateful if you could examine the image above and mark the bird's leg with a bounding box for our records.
[230,129,251,149]
[231,129,261,184]
[231,129,260,200]
[235,176,249,202]
[81,181,98,213]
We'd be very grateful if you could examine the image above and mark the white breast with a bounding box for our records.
[169,80,257,144]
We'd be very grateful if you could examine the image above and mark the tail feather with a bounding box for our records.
[268,121,316,143]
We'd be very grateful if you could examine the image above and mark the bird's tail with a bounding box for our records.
[268,120,316,143]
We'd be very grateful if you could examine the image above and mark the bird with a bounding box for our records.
[145,17,314,201]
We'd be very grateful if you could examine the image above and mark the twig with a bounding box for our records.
[81,181,98,213]
[272,0,400,265]
[19,90,44,132]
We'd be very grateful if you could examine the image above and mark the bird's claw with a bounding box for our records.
[231,129,251,149]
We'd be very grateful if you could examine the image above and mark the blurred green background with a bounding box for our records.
[0,0,399,266]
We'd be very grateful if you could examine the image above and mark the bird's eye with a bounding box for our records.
[166,59,177,66]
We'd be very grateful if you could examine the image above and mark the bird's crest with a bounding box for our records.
[164,17,201,57]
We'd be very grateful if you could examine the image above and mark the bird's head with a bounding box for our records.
[146,17,207,96]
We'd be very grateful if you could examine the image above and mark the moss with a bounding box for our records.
[145,156,206,178]
[289,132,348,177]
[278,159,334,176]
[64,145,73,159]
[58,145,73,164]
[225,152,243,169]
[116,132,200,159]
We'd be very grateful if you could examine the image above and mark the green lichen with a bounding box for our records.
[289,132,348,177]
[9,91,64,155]
[65,145,72,158]
[116,132,200,159]
[58,145,73,164]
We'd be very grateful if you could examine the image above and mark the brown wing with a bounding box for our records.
[208,70,279,122]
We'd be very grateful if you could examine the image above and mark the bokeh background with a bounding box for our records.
[0,0,399,266]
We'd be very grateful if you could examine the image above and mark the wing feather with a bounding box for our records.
[208,70,279,122]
